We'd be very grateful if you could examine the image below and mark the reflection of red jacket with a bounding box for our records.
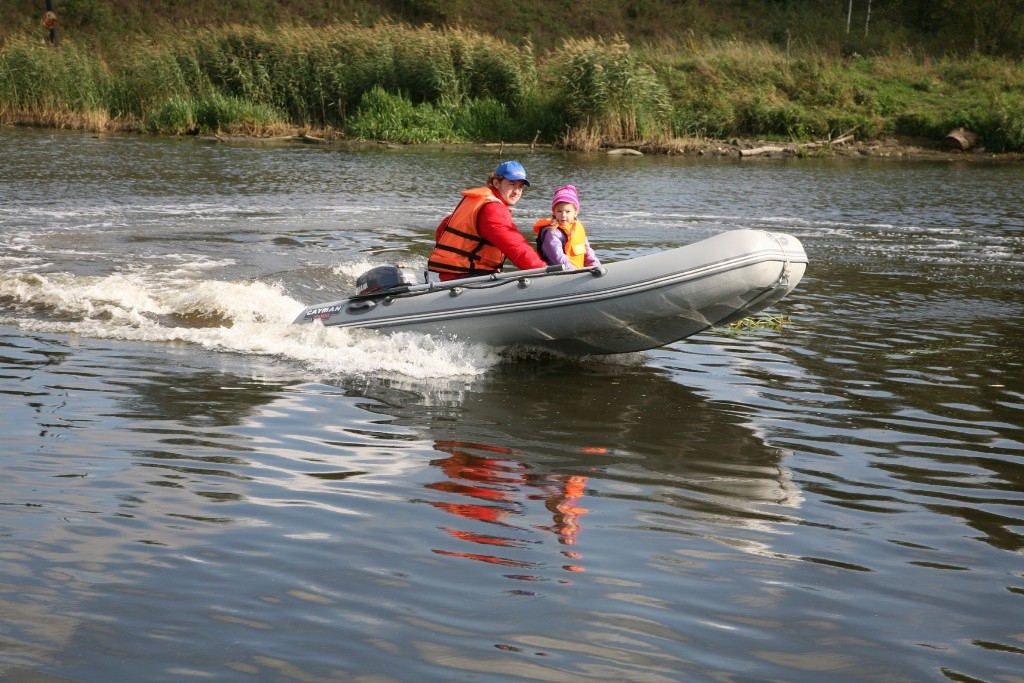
[429,187,545,281]
[427,441,589,569]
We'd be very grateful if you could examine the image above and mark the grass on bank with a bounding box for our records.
[2,23,1023,152]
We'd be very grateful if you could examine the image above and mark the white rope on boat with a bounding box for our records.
[767,231,793,288]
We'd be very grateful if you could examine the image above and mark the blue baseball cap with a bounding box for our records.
[495,160,530,187]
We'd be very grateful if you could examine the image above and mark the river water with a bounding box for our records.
[1,128,1022,683]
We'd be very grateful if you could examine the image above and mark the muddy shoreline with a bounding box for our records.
[622,134,1023,162]
[201,130,1022,163]
[15,122,1012,163]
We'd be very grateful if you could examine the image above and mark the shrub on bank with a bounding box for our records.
[347,85,459,144]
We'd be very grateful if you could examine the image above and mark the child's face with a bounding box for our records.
[553,202,578,225]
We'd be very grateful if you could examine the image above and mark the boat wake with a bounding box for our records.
[0,269,501,379]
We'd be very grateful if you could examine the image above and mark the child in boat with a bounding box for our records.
[533,185,601,270]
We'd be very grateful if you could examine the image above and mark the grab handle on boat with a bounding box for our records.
[346,300,377,313]
[520,265,569,287]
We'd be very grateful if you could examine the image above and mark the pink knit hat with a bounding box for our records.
[551,185,580,212]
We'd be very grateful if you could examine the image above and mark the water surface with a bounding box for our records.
[1,128,1022,682]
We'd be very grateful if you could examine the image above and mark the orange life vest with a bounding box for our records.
[428,187,506,276]
[532,218,590,268]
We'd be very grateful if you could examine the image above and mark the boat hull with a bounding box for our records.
[293,229,808,355]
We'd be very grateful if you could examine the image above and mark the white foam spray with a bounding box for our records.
[0,269,499,379]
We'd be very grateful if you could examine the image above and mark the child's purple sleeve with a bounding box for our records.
[539,229,573,268]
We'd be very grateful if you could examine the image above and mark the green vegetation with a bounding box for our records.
[4,1,1022,60]
[2,2,1022,151]
[721,315,793,334]
[645,38,1024,152]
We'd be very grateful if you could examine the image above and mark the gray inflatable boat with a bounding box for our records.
[293,229,808,356]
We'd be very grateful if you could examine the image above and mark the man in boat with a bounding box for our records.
[427,160,547,281]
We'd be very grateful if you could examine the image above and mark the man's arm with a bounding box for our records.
[478,203,546,270]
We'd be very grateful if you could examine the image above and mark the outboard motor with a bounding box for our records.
[356,266,419,295]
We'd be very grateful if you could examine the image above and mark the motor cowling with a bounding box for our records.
[356,266,418,295]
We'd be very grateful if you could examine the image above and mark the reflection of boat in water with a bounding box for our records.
[355,360,803,575]
[293,229,807,356]
[396,364,802,574]
[362,361,803,510]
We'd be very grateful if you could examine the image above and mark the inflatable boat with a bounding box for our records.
[293,229,807,356]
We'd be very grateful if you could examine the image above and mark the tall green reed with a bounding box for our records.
[0,38,108,125]
[544,37,671,148]
[182,23,533,129]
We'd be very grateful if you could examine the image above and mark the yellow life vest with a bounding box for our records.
[532,218,590,268]
[428,187,506,276]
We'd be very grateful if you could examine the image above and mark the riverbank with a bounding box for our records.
[640,134,1023,161]
[187,127,1022,163]
[13,119,1016,164]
